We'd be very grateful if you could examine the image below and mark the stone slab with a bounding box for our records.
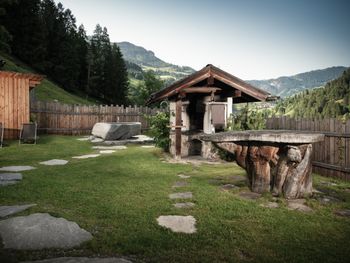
[141,145,155,148]
[200,130,325,144]
[169,192,193,199]
[238,191,261,200]
[0,204,36,218]
[334,209,350,218]
[72,154,101,159]
[76,137,90,141]
[220,184,238,191]
[92,146,127,150]
[157,215,196,233]
[317,195,342,205]
[0,181,19,186]
[0,166,36,172]
[99,150,116,154]
[39,159,68,166]
[103,135,154,145]
[287,199,313,213]
[260,202,279,209]
[177,174,190,179]
[172,181,189,188]
[174,202,195,209]
[0,213,92,249]
[0,173,22,181]
[22,257,132,263]
[90,138,104,143]
[92,122,141,140]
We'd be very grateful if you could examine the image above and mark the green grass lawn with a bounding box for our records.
[0,136,350,262]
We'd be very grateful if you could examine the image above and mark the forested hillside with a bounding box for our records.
[0,0,128,104]
[274,68,350,119]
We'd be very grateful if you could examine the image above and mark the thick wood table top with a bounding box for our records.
[200,130,324,144]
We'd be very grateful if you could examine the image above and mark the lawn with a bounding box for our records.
[0,136,349,263]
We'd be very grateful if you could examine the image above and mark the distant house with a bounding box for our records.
[0,71,43,139]
[147,64,275,158]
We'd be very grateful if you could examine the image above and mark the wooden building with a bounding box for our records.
[147,64,275,158]
[0,71,43,139]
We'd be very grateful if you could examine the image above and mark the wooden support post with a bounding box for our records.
[175,99,182,157]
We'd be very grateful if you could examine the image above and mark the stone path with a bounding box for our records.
[260,202,279,209]
[0,213,92,249]
[22,257,132,263]
[39,159,69,166]
[220,184,238,191]
[72,154,101,159]
[76,137,90,141]
[287,199,313,213]
[174,202,195,209]
[177,174,190,179]
[334,209,350,218]
[169,192,193,199]
[172,181,188,188]
[157,215,196,234]
[0,172,23,186]
[238,191,261,200]
[0,166,36,172]
[100,150,116,154]
[141,145,155,148]
[92,145,127,150]
[0,204,36,218]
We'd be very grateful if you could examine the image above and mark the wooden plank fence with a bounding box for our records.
[30,101,165,136]
[266,116,350,181]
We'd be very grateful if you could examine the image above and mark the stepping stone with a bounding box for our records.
[0,173,22,181]
[0,213,92,249]
[169,192,193,199]
[334,209,350,218]
[238,191,261,200]
[22,257,132,263]
[141,145,155,148]
[0,204,37,218]
[157,215,196,233]
[40,159,68,166]
[228,175,246,182]
[220,184,238,191]
[91,138,104,143]
[92,145,127,150]
[0,181,19,186]
[318,195,342,205]
[260,202,279,209]
[287,199,313,213]
[99,150,116,154]
[174,202,195,209]
[72,154,101,159]
[76,137,90,141]
[0,166,35,172]
[172,181,188,188]
[177,174,190,179]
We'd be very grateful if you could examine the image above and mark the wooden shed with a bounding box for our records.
[0,71,43,139]
[147,64,276,158]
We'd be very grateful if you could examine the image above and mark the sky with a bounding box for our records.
[55,0,350,80]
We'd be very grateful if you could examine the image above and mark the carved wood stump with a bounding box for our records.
[216,142,313,199]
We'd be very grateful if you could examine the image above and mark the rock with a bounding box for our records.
[177,174,190,179]
[39,159,68,166]
[72,154,101,159]
[174,202,195,209]
[92,122,141,140]
[157,215,196,233]
[318,195,342,205]
[334,209,350,218]
[90,138,104,143]
[287,199,313,213]
[99,150,116,154]
[260,202,279,209]
[0,166,35,172]
[0,173,22,181]
[169,192,193,199]
[0,204,36,218]
[172,181,188,188]
[92,146,127,150]
[238,191,261,200]
[22,257,132,263]
[220,184,238,191]
[0,213,92,249]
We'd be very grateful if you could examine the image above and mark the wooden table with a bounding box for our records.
[200,130,324,199]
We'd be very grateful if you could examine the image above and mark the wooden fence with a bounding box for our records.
[30,101,164,136]
[266,116,350,180]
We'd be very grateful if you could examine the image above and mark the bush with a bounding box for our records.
[147,112,170,151]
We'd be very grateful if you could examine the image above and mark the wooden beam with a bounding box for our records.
[234,90,242,98]
[182,87,222,94]
[207,75,214,85]
[175,99,182,157]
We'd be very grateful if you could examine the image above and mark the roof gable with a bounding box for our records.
[147,64,275,104]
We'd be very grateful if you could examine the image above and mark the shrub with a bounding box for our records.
[147,112,170,151]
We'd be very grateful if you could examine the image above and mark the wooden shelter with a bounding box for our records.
[147,64,276,158]
[0,71,43,139]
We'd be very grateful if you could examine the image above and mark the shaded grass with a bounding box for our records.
[0,136,349,262]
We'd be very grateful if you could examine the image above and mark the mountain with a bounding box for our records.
[117,41,195,83]
[248,66,347,98]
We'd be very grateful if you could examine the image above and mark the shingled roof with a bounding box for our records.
[147,64,277,104]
